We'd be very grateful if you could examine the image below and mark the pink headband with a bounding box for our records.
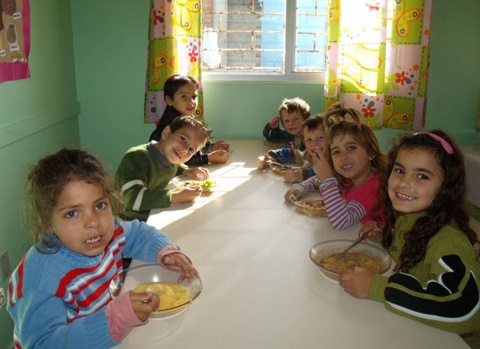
[415,132,454,155]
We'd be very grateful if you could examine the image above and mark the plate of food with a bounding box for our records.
[289,192,326,217]
[171,175,216,194]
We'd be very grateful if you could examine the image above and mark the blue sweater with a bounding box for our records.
[8,219,176,348]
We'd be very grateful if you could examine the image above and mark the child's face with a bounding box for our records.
[166,83,198,116]
[51,180,114,257]
[280,110,304,137]
[330,133,373,187]
[303,126,326,155]
[388,147,444,214]
[158,126,205,164]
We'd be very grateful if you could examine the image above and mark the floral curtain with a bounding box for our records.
[144,0,203,124]
[324,0,432,130]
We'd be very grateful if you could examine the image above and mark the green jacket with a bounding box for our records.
[369,213,480,347]
[115,142,187,221]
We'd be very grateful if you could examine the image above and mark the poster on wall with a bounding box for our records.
[0,0,30,83]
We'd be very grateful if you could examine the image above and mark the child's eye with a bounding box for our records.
[65,211,78,219]
[331,149,339,156]
[96,202,108,210]
[392,167,404,175]
[180,136,187,143]
[417,173,429,180]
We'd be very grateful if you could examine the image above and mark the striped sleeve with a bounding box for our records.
[320,177,366,230]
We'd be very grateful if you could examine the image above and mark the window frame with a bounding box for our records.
[202,0,326,83]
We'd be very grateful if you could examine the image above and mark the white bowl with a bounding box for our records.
[309,239,392,282]
[109,264,202,318]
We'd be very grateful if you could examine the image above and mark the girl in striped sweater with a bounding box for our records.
[7,149,198,348]
[311,103,387,230]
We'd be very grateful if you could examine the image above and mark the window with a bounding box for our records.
[202,0,328,82]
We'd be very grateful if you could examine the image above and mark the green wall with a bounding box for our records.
[0,0,80,346]
[0,0,478,348]
[72,0,480,169]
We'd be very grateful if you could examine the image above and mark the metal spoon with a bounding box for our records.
[333,233,369,260]
[141,285,164,303]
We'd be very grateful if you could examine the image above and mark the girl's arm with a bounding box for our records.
[368,251,480,336]
[319,178,366,230]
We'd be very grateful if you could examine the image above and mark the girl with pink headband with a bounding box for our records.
[340,129,480,348]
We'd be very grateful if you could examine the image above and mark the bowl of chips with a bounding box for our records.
[309,240,392,282]
[109,264,203,318]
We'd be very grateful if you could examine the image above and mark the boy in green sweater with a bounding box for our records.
[116,116,212,221]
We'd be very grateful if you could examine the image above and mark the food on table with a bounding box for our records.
[135,282,192,310]
[316,252,382,274]
[179,178,216,192]
[294,198,326,216]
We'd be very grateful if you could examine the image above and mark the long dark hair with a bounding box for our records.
[379,130,477,272]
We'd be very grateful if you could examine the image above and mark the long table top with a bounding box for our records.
[117,140,468,349]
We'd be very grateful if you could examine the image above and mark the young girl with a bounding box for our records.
[148,74,229,165]
[7,149,198,348]
[339,130,480,348]
[284,114,326,199]
[311,103,387,230]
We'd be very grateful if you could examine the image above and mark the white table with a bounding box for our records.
[117,140,468,349]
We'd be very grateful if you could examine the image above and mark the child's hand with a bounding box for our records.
[311,148,335,180]
[183,167,209,180]
[359,221,383,240]
[284,169,303,183]
[213,140,230,152]
[129,291,159,322]
[208,150,229,164]
[339,267,375,298]
[284,187,304,202]
[268,116,280,129]
[171,187,202,204]
[257,155,269,170]
[162,253,199,283]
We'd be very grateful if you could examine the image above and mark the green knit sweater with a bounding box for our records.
[115,142,187,221]
[369,213,480,347]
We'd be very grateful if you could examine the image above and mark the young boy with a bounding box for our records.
[262,97,311,150]
[258,113,325,184]
[116,116,213,221]
[149,74,230,165]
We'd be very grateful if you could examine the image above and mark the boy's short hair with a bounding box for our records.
[302,113,325,133]
[164,75,199,100]
[278,97,311,119]
[169,115,213,141]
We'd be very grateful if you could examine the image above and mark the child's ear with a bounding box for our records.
[165,96,173,106]
[161,126,172,140]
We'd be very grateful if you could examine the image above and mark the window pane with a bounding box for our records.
[202,0,327,77]
[294,0,327,72]
[202,0,286,73]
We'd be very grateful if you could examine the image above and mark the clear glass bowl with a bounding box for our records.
[109,264,203,318]
[309,239,392,282]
